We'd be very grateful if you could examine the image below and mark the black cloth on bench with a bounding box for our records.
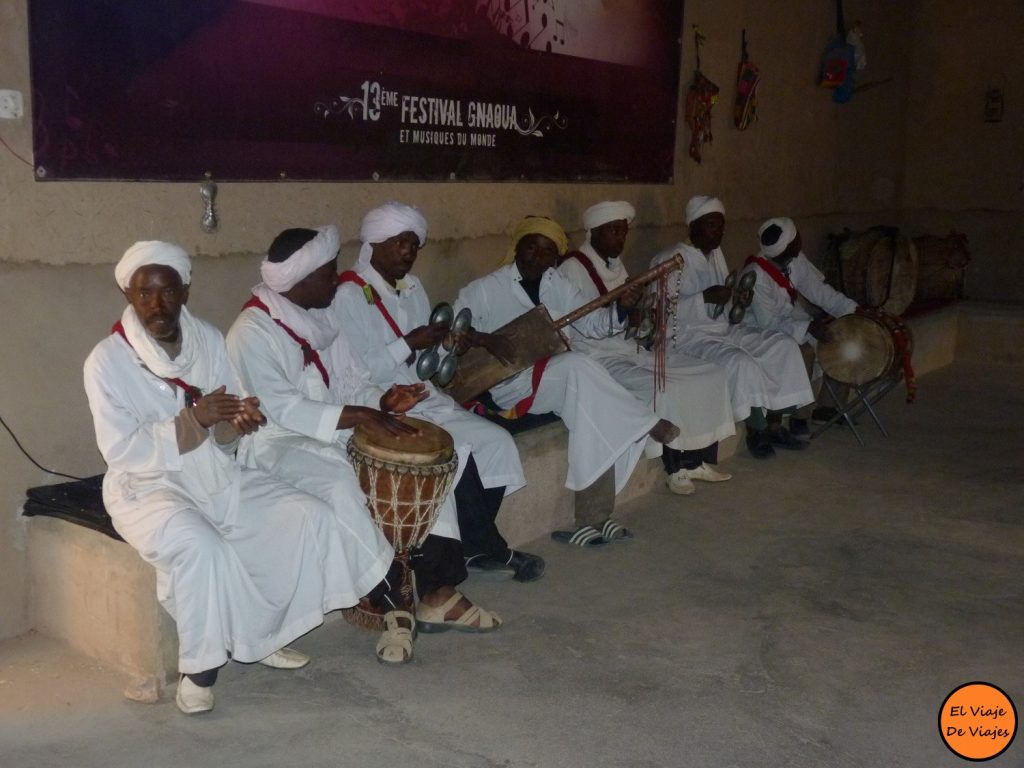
[22,475,122,542]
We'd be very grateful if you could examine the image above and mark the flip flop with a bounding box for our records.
[600,520,634,542]
[551,525,607,548]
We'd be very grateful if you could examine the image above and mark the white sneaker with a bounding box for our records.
[258,647,310,670]
[666,470,696,496]
[685,463,732,483]
[176,676,214,715]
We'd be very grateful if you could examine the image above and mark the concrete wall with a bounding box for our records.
[0,0,1018,641]
[902,0,1024,302]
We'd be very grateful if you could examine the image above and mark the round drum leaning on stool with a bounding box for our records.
[346,416,459,611]
[817,311,916,403]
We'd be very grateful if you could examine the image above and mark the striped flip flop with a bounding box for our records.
[551,525,606,548]
[600,519,634,542]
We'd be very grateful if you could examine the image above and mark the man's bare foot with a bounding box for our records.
[649,419,680,444]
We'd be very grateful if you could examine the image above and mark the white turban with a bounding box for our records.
[758,217,798,258]
[685,195,725,225]
[582,201,636,232]
[357,202,428,268]
[115,241,191,290]
[260,225,339,293]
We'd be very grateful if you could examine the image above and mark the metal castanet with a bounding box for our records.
[441,254,684,403]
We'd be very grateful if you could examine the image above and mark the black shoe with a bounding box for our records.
[466,551,546,583]
[769,426,809,450]
[465,553,514,580]
[746,429,775,459]
[788,418,810,438]
[811,406,839,424]
[508,551,546,583]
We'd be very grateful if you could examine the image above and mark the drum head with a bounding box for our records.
[351,416,454,465]
[817,314,895,386]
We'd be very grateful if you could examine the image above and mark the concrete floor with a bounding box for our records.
[1,360,1021,768]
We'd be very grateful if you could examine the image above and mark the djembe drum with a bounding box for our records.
[346,416,458,615]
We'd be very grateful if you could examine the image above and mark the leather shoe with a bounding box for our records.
[769,427,809,450]
[684,463,732,482]
[666,470,696,495]
[257,647,310,669]
[508,551,545,583]
[788,418,810,438]
[176,676,214,715]
[467,551,546,583]
[746,429,775,459]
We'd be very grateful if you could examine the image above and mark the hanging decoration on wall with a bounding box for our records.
[686,26,720,163]
[818,0,858,103]
[199,179,219,234]
[733,29,760,130]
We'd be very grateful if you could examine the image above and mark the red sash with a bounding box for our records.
[242,297,330,387]
[463,356,552,419]
[338,271,405,340]
[559,251,609,296]
[111,321,203,406]
[745,255,798,304]
[511,356,552,417]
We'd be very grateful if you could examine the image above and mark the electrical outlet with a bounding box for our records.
[0,89,24,119]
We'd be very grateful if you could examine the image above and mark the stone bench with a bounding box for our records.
[23,301,964,687]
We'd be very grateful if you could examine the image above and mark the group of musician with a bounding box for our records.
[83,194,859,715]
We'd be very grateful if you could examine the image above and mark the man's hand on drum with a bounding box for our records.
[808,318,834,343]
[380,384,428,415]
[339,405,420,437]
[703,285,733,306]
[404,322,449,351]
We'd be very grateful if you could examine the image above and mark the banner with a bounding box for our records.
[28,1,683,182]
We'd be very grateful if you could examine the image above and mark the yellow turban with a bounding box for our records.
[501,216,569,266]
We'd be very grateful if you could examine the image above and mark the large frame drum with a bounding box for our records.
[817,312,914,387]
[825,227,918,315]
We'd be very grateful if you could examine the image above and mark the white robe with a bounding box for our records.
[455,263,659,494]
[333,264,525,494]
[650,243,814,421]
[83,315,359,674]
[226,304,461,548]
[558,245,735,452]
[739,252,859,344]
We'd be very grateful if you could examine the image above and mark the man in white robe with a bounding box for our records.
[650,196,814,459]
[740,217,859,435]
[227,226,502,664]
[455,216,680,548]
[558,200,735,496]
[332,202,542,582]
[84,242,369,715]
